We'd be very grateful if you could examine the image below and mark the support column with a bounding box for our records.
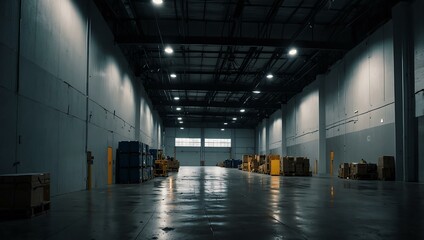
[265,118,270,155]
[281,104,287,157]
[318,75,327,175]
[393,2,418,182]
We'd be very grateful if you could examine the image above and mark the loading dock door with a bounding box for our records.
[204,147,230,166]
[175,147,201,166]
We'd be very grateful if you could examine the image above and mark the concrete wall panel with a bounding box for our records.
[0,89,18,174]
[0,0,162,195]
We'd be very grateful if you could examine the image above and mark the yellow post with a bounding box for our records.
[107,147,113,185]
[330,151,334,176]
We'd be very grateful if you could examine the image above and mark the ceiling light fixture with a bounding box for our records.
[232,117,237,121]
[252,90,261,94]
[288,48,298,56]
[170,73,177,78]
[180,127,184,130]
[176,107,181,111]
[174,96,180,100]
[240,109,245,113]
[152,0,163,5]
[164,46,173,54]
[179,121,183,124]
[266,74,273,79]
[177,117,182,120]
[224,122,228,125]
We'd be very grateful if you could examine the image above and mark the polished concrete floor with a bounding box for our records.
[0,166,423,240]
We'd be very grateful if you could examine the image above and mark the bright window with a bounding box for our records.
[205,138,231,147]
[175,138,201,147]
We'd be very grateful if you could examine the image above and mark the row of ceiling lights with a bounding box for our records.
[152,0,297,130]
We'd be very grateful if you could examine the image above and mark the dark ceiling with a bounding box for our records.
[94,0,400,129]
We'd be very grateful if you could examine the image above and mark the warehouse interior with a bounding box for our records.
[0,0,424,239]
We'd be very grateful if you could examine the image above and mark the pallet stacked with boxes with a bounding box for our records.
[378,156,395,180]
[117,141,143,184]
[338,163,350,179]
[281,156,311,176]
[349,162,377,180]
[281,156,295,175]
[0,173,50,218]
[145,144,154,180]
[242,155,252,171]
[248,156,259,172]
[167,157,180,172]
[258,155,269,174]
[338,156,394,181]
[268,155,281,176]
[222,159,242,168]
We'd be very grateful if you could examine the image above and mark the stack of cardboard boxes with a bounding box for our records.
[295,157,310,176]
[0,173,50,218]
[378,156,395,180]
[242,155,252,171]
[350,163,377,180]
[281,156,311,176]
[338,156,395,181]
[338,163,350,179]
[281,156,295,175]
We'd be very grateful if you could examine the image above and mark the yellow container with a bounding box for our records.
[270,159,280,176]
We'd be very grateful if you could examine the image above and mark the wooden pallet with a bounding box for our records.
[0,201,50,219]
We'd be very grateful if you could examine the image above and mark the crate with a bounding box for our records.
[270,159,280,176]
[242,162,249,171]
[338,163,350,179]
[378,156,395,168]
[242,155,253,164]
[350,163,377,180]
[378,167,395,181]
[0,173,50,218]
[282,156,295,174]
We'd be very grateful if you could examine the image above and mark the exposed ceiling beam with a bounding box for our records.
[159,111,260,118]
[153,99,280,109]
[145,83,298,93]
[116,35,349,50]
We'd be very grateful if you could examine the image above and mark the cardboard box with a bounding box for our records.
[338,163,350,178]
[378,156,395,168]
[378,167,396,180]
[282,156,295,173]
[0,173,50,209]
[350,163,367,176]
